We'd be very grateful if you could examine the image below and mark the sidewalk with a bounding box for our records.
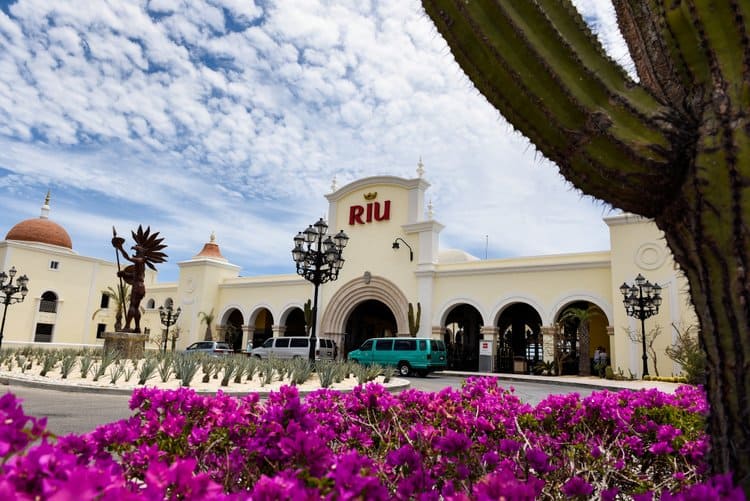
[438,370,684,394]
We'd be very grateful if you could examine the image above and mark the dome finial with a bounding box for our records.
[331,175,338,192]
[40,190,51,219]
[210,231,216,243]
[416,157,425,178]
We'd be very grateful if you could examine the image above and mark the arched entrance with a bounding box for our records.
[444,304,483,372]
[555,301,610,376]
[222,309,244,352]
[283,308,306,337]
[496,303,543,373]
[251,308,273,349]
[320,275,409,354]
[344,299,398,355]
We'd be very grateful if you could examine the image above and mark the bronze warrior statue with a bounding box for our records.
[111,225,167,333]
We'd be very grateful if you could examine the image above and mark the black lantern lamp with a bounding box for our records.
[292,218,348,362]
[158,303,181,353]
[0,267,29,350]
[620,274,662,377]
[392,237,413,261]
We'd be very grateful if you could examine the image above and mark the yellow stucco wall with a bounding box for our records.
[0,176,698,378]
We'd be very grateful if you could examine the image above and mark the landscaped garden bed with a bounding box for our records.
[0,371,743,499]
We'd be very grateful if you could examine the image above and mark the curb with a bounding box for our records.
[0,375,412,397]
[435,371,683,393]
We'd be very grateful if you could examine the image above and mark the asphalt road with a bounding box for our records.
[2,375,596,436]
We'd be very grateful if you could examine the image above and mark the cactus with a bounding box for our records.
[303,299,313,336]
[422,0,750,489]
[408,302,421,338]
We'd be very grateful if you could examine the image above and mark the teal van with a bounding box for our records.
[347,338,447,376]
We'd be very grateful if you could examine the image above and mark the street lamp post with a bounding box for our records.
[619,274,662,377]
[158,304,181,353]
[292,218,348,362]
[0,267,30,351]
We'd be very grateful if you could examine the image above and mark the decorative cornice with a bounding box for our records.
[402,221,444,234]
[326,176,430,203]
[603,212,650,227]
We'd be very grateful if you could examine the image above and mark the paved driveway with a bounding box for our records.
[3,375,600,436]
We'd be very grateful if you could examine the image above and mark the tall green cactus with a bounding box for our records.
[422,0,750,490]
[303,299,312,336]
[408,302,421,338]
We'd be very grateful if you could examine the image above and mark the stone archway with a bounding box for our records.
[320,275,409,353]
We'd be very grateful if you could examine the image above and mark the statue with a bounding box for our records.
[111,225,167,333]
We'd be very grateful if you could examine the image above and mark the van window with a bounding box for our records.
[375,339,394,351]
[394,339,416,351]
[419,340,427,350]
[322,339,332,348]
[290,338,308,348]
[275,338,290,348]
[360,340,373,351]
[430,339,446,351]
[262,338,274,348]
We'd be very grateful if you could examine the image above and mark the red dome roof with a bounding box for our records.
[6,217,73,249]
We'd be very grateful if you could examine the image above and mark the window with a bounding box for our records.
[34,323,53,343]
[275,338,290,348]
[360,340,373,351]
[164,298,174,309]
[262,338,274,348]
[100,294,110,308]
[146,299,155,309]
[290,338,308,348]
[430,340,446,351]
[394,339,416,351]
[39,291,58,313]
[49,260,59,270]
[375,339,394,351]
[96,323,107,339]
[419,340,427,350]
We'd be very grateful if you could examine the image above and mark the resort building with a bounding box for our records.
[0,171,697,377]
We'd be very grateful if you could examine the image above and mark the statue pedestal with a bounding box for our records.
[103,332,148,359]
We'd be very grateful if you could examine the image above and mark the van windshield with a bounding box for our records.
[262,338,273,348]
[360,340,373,351]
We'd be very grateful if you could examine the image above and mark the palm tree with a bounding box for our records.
[198,309,216,341]
[422,1,750,488]
[91,284,131,331]
[559,307,603,377]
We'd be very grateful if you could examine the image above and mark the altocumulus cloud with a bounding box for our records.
[0,0,629,280]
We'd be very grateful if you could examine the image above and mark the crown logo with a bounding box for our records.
[363,192,377,201]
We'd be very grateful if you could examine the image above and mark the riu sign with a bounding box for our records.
[349,193,391,225]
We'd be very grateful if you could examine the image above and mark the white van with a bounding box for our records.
[250,337,337,360]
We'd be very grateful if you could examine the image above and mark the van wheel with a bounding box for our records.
[397,362,410,377]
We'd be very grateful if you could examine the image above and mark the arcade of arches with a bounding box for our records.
[216,298,610,376]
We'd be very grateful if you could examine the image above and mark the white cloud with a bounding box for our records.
[0,0,630,281]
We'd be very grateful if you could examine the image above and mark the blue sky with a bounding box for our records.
[0,0,632,282]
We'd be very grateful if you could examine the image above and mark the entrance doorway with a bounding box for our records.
[344,300,397,356]
[444,304,483,372]
[225,309,244,352]
[496,303,543,374]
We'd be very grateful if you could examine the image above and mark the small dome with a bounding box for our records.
[5,192,73,249]
[193,231,226,261]
[438,248,479,264]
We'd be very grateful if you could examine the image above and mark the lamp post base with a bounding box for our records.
[103,332,148,359]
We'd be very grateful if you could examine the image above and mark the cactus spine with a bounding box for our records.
[408,302,421,338]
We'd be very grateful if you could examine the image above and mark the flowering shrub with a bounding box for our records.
[0,378,745,499]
